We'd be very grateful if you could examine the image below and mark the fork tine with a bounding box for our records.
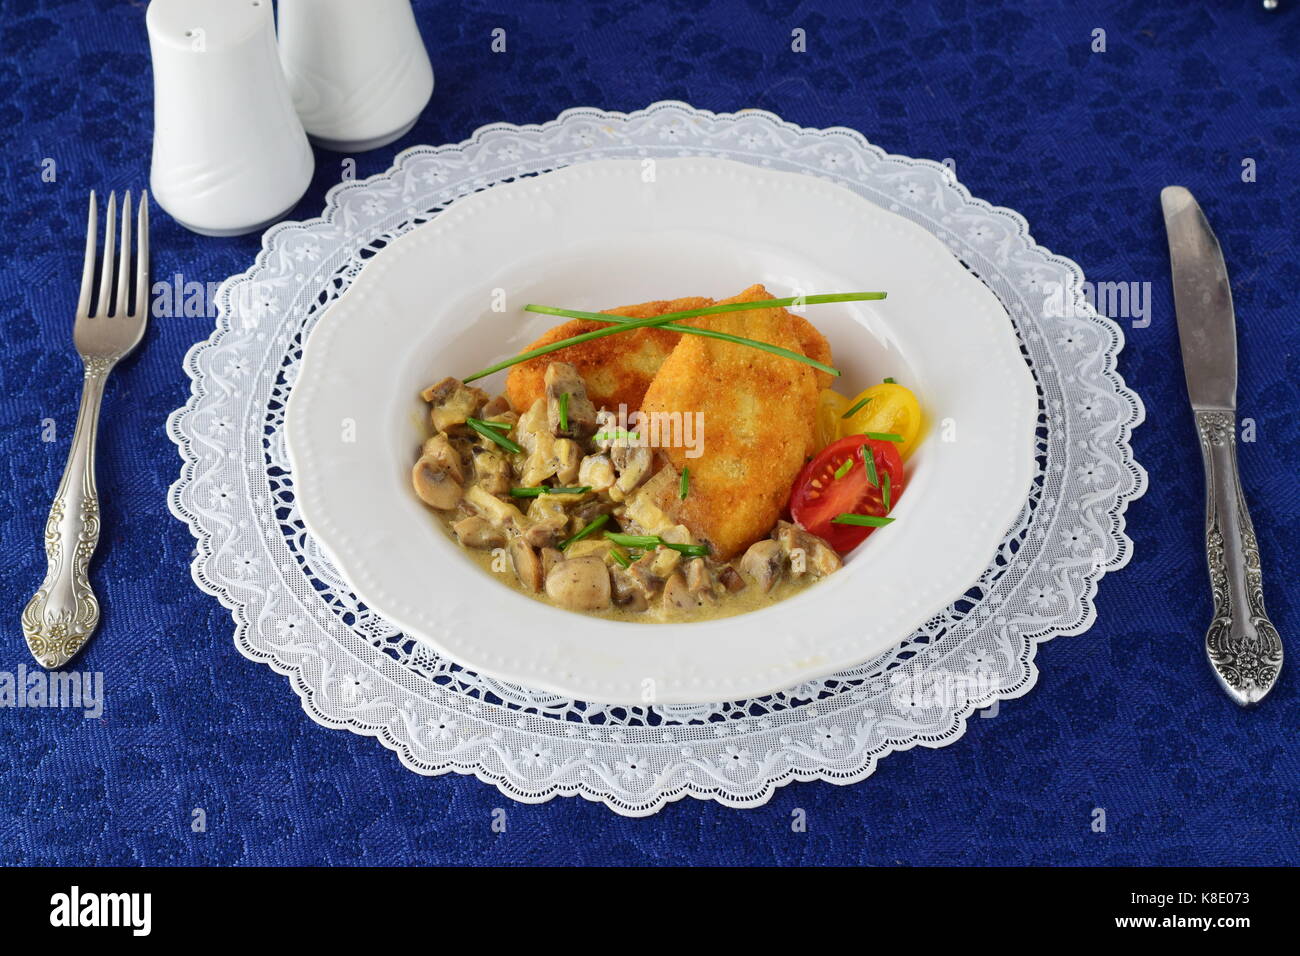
[114,191,132,318]
[95,192,117,317]
[135,192,149,318]
[77,191,97,317]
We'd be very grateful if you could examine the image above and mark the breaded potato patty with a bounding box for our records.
[506,296,713,414]
[640,285,821,560]
[679,284,834,391]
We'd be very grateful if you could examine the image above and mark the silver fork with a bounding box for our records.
[22,191,150,669]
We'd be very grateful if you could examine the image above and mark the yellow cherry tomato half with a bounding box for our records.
[815,389,850,450]
[839,382,923,459]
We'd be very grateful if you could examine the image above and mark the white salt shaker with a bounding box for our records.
[147,0,314,236]
[277,0,434,152]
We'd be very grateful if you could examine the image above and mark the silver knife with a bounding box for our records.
[1161,185,1283,706]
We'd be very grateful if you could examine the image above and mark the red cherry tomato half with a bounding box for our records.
[789,436,905,554]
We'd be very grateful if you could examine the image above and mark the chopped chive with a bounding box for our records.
[863,431,903,443]
[663,541,711,557]
[883,377,896,384]
[509,485,592,498]
[861,445,878,486]
[882,471,892,512]
[841,395,872,419]
[679,467,690,499]
[604,531,711,558]
[558,391,569,432]
[833,458,853,480]
[474,418,513,432]
[559,513,609,551]
[466,417,523,453]
[831,513,895,527]
[464,293,886,382]
[604,531,660,548]
[610,547,632,569]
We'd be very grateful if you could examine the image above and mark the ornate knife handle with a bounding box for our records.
[21,358,111,669]
[1195,410,1282,705]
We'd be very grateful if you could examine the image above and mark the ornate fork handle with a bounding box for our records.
[22,357,113,669]
[1196,410,1283,705]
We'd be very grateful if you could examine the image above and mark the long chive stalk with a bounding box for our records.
[586,312,839,377]
[463,293,885,382]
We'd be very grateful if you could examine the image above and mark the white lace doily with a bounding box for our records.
[167,102,1146,816]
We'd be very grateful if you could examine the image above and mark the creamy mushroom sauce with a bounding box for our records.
[411,362,842,622]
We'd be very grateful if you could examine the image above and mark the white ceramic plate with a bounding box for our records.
[285,157,1039,705]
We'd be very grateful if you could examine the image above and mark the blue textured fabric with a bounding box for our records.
[0,0,1296,866]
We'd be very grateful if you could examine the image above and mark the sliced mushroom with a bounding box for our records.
[569,497,614,530]
[451,515,505,550]
[611,441,652,494]
[516,399,560,486]
[420,432,465,484]
[577,454,616,493]
[544,362,598,441]
[523,496,568,548]
[411,456,462,510]
[421,377,488,433]
[649,545,681,579]
[627,552,663,598]
[739,538,785,593]
[553,438,582,485]
[545,556,612,611]
[469,413,519,451]
[471,446,513,497]
[611,570,649,612]
[718,566,746,593]
[523,525,559,549]
[563,538,611,561]
[509,539,543,592]
[515,398,550,454]
[623,477,676,536]
[481,394,511,418]
[685,558,712,593]
[464,485,529,532]
[648,524,695,578]
[662,571,711,611]
[772,520,843,577]
[539,547,564,580]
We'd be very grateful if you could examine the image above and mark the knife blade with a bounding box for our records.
[1160,185,1282,706]
[1161,185,1237,410]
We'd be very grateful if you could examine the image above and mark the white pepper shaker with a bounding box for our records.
[277,0,434,152]
[147,0,314,236]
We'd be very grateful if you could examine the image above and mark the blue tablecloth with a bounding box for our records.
[1,0,1295,866]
